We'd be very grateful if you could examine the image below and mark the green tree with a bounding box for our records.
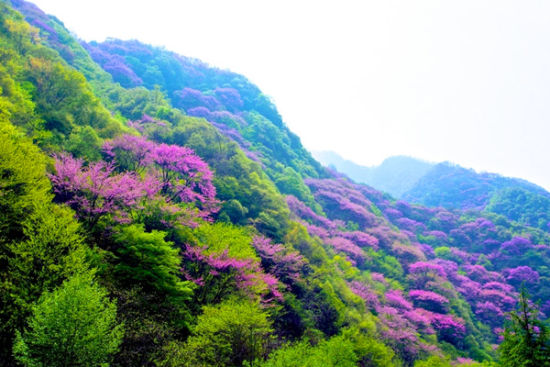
[13,272,123,367]
[260,335,358,367]
[0,122,88,362]
[499,287,550,367]
[113,224,193,303]
[168,299,273,367]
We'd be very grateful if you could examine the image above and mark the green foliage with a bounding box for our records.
[499,287,550,367]
[414,356,452,367]
[0,4,123,151]
[343,327,397,367]
[193,222,256,259]
[260,335,358,367]
[13,271,123,367]
[0,122,50,242]
[113,224,193,302]
[487,187,550,231]
[0,121,89,363]
[66,125,103,161]
[2,203,88,330]
[164,299,273,367]
[154,117,291,240]
[7,2,550,365]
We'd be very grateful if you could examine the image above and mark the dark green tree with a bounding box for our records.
[499,286,550,367]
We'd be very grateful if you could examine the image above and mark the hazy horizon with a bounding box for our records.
[29,0,550,191]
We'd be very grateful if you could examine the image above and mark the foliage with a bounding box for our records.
[260,335,358,367]
[5,2,550,365]
[498,287,550,367]
[168,299,273,367]
[13,272,123,367]
[112,224,193,302]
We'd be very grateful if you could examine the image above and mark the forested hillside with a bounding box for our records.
[2,1,550,366]
[317,153,550,232]
[313,152,434,198]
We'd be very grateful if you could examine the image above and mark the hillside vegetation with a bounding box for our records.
[1,1,550,366]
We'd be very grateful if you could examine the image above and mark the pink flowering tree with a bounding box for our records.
[181,244,282,304]
[348,280,380,311]
[475,301,504,326]
[251,235,305,286]
[102,135,219,221]
[409,290,449,313]
[325,237,366,265]
[151,143,216,207]
[50,154,153,228]
[418,309,466,345]
[102,134,155,172]
[503,266,540,286]
[407,261,447,288]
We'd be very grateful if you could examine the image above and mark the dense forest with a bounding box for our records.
[1,1,550,366]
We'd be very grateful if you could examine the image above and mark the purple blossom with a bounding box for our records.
[182,244,283,303]
[408,262,447,278]
[409,290,449,313]
[286,195,336,229]
[348,281,380,310]
[325,237,366,264]
[417,309,466,343]
[503,266,540,285]
[152,143,217,212]
[174,87,220,110]
[396,217,426,233]
[252,235,305,284]
[475,301,504,325]
[214,87,243,110]
[371,272,388,284]
[500,237,533,255]
[337,230,379,250]
[385,290,413,311]
[103,134,156,171]
[392,243,427,263]
[50,154,152,227]
[425,230,448,241]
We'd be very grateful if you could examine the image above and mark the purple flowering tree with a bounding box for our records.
[409,290,449,313]
[102,135,219,221]
[252,235,305,285]
[181,244,283,304]
[50,154,153,227]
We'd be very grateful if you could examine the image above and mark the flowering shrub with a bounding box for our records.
[409,290,449,313]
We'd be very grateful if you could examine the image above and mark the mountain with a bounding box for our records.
[317,152,550,231]
[313,152,434,198]
[2,1,550,366]
[402,162,550,209]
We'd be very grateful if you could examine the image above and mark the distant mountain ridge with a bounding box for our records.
[315,151,550,230]
[313,151,434,198]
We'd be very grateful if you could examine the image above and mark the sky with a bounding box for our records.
[30,0,550,190]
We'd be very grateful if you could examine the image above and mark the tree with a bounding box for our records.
[499,287,550,367]
[113,224,193,303]
[175,299,273,367]
[50,153,152,228]
[260,335,359,367]
[13,272,123,367]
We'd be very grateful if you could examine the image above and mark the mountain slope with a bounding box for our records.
[402,162,550,210]
[316,151,550,231]
[314,152,434,198]
[2,1,550,366]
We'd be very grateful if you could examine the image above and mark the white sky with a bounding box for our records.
[30,0,550,190]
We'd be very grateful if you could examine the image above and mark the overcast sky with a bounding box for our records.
[30,0,550,190]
